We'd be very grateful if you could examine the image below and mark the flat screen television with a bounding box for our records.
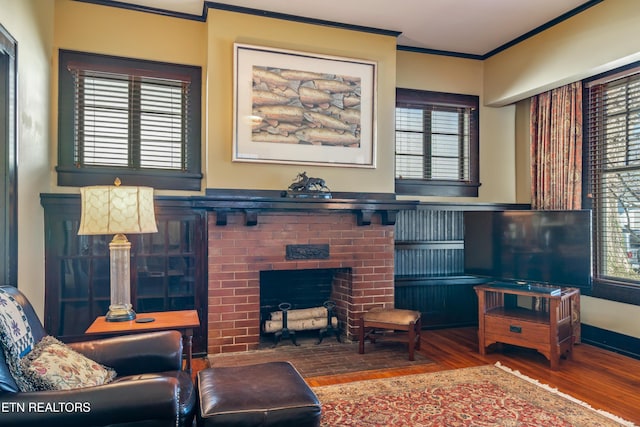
[463,210,592,288]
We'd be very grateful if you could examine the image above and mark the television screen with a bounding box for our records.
[464,210,592,288]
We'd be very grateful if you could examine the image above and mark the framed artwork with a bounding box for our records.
[233,43,377,168]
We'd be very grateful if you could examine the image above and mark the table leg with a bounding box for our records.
[184,328,193,372]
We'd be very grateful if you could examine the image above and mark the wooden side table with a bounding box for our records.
[474,284,579,370]
[85,310,200,372]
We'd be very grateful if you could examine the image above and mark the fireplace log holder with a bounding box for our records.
[317,301,341,345]
[273,302,298,347]
[266,301,340,347]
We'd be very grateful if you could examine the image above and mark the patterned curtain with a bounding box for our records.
[530,82,583,210]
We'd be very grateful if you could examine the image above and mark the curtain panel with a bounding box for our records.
[530,82,583,210]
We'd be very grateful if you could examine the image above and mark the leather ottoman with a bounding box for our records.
[196,361,321,427]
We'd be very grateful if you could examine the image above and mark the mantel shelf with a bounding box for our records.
[192,189,418,226]
[39,190,419,227]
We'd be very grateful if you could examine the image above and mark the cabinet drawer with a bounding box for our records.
[484,315,550,346]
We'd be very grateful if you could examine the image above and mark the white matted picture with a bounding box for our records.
[233,43,377,168]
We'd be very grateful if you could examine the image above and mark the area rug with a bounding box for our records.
[312,362,636,427]
[209,339,433,378]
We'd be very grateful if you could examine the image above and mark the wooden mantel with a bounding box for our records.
[193,189,419,226]
[41,190,419,227]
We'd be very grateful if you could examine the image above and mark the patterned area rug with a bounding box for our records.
[312,362,636,427]
[209,338,433,378]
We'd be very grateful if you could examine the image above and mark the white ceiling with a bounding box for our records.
[111,0,592,56]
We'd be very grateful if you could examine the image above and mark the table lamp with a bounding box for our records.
[78,178,158,321]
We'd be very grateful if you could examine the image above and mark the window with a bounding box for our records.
[57,50,202,191]
[395,88,479,197]
[586,62,640,302]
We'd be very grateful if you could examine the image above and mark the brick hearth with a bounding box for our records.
[207,210,395,354]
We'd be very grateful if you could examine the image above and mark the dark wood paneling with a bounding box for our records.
[395,276,487,328]
[394,209,465,277]
[581,324,640,360]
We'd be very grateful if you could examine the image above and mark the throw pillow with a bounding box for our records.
[0,287,35,391]
[20,336,116,391]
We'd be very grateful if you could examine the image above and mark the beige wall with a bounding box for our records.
[53,1,205,64]
[0,0,54,318]
[514,99,531,204]
[484,0,640,106]
[581,296,640,339]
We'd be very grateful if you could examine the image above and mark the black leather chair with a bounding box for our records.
[0,285,195,427]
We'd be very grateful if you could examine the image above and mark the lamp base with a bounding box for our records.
[106,234,135,322]
[105,306,136,322]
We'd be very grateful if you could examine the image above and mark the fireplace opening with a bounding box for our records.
[259,268,350,341]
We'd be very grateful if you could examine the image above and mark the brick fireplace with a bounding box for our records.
[206,209,397,354]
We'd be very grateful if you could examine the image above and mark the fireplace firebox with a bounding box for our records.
[260,268,345,326]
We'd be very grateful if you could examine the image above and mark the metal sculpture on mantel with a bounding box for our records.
[286,171,332,199]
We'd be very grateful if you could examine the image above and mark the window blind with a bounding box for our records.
[72,68,191,171]
[395,105,471,181]
[587,68,640,282]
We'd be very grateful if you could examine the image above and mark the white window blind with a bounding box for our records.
[73,69,190,171]
[588,67,640,283]
[395,105,472,181]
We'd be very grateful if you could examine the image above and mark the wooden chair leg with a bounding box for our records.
[415,316,422,351]
[358,316,365,354]
[408,321,415,361]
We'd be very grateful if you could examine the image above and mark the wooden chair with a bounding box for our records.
[358,307,422,361]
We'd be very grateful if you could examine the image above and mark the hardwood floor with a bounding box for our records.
[193,327,640,425]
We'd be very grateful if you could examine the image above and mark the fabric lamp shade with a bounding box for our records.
[78,185,158,235]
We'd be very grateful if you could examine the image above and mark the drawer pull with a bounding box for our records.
[509,325,522,333]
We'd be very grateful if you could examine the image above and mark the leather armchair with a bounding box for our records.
[0,285,195,427]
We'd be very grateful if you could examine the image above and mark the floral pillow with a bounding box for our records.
[0,287,35,391]
[19,336,116,391]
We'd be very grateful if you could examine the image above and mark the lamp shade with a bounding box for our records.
[78,185,158,235]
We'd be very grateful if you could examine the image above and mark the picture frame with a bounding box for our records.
[233,43,377,168]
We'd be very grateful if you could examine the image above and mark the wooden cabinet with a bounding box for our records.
[395,275,485,328]
[41,194,207,353]
[474,283,579,369]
